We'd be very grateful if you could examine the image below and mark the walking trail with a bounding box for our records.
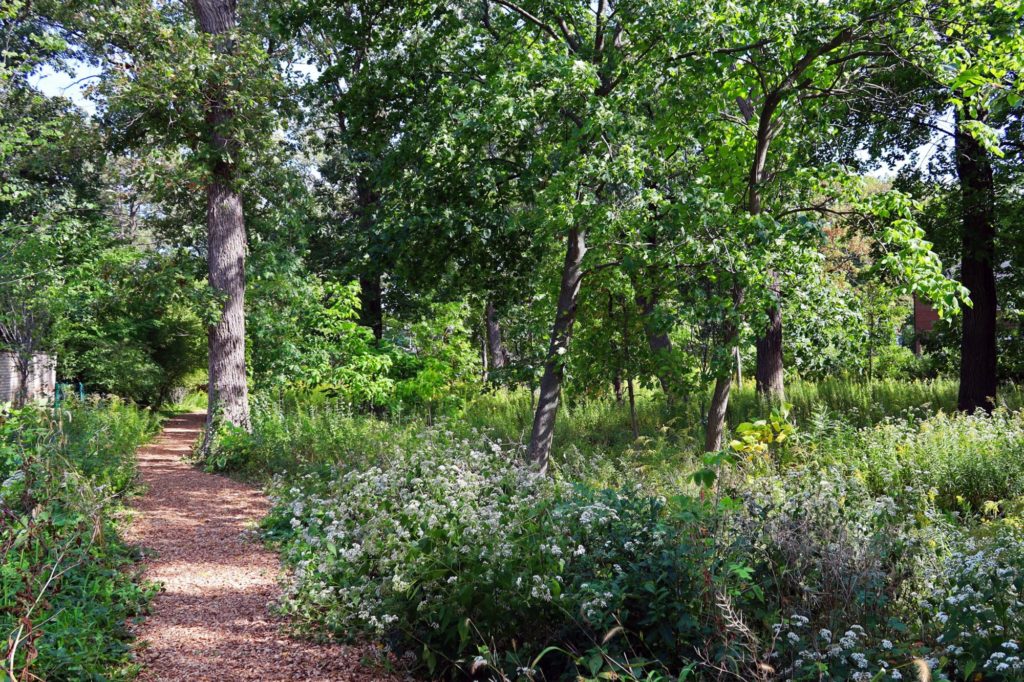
[125,412,391,681]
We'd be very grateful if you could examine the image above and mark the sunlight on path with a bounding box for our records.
[125,412,392,682]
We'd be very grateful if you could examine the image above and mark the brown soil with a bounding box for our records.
[125,412,394,681]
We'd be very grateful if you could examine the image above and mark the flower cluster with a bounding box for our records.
[924,527,1024,680]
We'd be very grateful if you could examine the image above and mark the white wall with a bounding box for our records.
[0,352,56,403]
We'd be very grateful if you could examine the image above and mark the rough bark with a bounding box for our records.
[754,301,784,401]
[748,94,785,403]
[485,301,509,370]
[955,116,998,413]
[527,228,587,473]
[193,0,250,433]
[704,373,733,452]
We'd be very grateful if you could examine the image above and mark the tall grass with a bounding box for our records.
[210,378,1024,493]
[463,378,1024,459]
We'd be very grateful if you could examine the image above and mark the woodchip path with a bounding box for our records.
[124,412,393,681]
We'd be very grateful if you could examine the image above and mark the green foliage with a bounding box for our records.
[201,392,419,479]
[0,399,158,680]
[59,248,208,405]
[249,394,1024,681]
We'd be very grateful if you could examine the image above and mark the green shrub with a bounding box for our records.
[919,524,1024,681]
[0,399,158,680]
[805,408,1024,512]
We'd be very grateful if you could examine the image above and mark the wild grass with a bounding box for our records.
[210,379,1024,490]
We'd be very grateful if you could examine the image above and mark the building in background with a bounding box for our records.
[0,352,56,404]
[913,296,941,356]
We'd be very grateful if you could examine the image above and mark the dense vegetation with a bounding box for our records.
[204,387,1024,682]
[0,400,159,680]
[5,0,1024,680]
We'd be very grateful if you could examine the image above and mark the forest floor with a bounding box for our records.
[124,412,395,681]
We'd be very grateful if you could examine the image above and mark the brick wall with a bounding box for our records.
[0,352,56,403]
[914,296,940,334]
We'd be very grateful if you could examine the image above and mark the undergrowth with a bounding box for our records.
[0,398,159,681]
[205,380,1024,681]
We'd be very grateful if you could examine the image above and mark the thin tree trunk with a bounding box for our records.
[636,291,673,395]
[955,115,998,413]
[705,286,743,451]
[480,324,489,382]
[527,228,587,473]
[623,297,639,439]
[754,301,784,401]
[485,301,509,370]
[626,375,639,440]
[734,346,742,386]
[193,0,250,435]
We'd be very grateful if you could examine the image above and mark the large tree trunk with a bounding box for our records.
[704,374,733,452]
[747,95,786,403]
[955,116,998,413]
[485,301,509,370]
[527,228,586,473]
[194,0,250,434]
[754,301,784,401]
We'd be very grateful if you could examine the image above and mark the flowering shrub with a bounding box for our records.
[256,400,1024,681]
[265,429,566,673]
[266,429,766,677]
[923,526,1024,681]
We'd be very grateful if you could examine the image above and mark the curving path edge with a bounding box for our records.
[125,412,391,681]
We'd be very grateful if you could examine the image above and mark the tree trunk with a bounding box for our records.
[485,301,509,370]
[705,286,743,452]
[193,0,250,434]
[626,375,639,440]
[359,273,383,341]
[754,302,784,401]
[636,291,673,395]
[734,345,742,386]
[704,373,732,452]
[12,353,30,408]
[480,327,489,382]
[955,116,998,413]
[527,228,587,473]
[623,297,639,439]
[748,95,785,404]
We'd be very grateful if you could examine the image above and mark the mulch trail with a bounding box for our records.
[125,412,395,682]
